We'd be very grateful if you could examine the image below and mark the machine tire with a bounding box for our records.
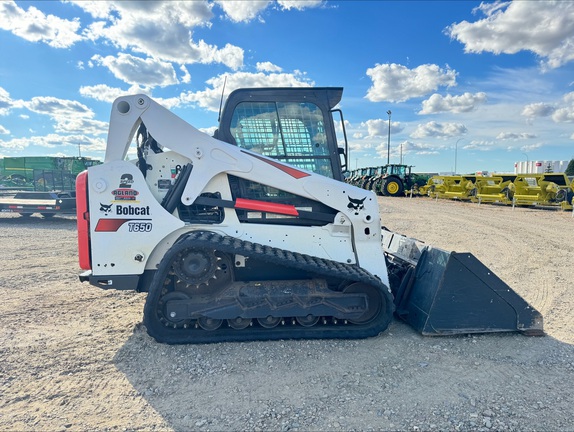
[371,179,381,195]
[381,177,404,197]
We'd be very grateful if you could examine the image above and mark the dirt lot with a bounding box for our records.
[1,197,573,431]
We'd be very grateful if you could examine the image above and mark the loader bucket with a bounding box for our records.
[392,246,544,336]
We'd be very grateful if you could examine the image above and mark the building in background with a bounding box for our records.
[514,160,569,174]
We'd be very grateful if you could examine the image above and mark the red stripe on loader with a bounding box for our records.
[76,171,91,270]
[235,198,299,216]
[243,152,311,179]
[95,219,130,232]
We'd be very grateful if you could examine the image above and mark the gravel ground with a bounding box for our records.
[0,197,573,431]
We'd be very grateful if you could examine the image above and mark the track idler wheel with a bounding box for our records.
[159,291,191,328]
[296,315,320,327]
[257,316,281,328]
[343,282,383,325]
[198,317,223,331]
[227,317,252,330]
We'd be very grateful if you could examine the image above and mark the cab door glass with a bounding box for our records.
[230,101,334,178]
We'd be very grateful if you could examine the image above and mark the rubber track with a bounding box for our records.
[143,231,395,344]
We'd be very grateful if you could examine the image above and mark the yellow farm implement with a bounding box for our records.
[509,173,572,207]
[473,175,517,204]
[418,173,573,211]
[422,175,476,200]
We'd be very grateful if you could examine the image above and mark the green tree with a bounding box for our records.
[566,159,574,176]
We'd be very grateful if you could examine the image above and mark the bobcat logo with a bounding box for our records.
[100,203,113,215]
[347,196,366,215]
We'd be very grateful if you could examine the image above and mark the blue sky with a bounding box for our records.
[1,0,574,174]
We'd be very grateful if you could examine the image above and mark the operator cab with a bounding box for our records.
[214,87,348,181]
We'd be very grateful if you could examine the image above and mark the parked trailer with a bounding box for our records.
[0,191,76,218]
[0,156,101,218]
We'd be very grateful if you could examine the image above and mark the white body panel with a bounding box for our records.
[89,95,389,287]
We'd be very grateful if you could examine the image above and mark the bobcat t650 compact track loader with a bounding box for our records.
[76,88,543,344]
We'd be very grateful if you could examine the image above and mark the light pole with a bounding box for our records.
[386,110,391,165]
[522,152,529,173]
[454,138,464,174]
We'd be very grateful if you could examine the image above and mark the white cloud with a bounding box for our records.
[79,84,182,110]
[0,133,105,153]
[363,119,385,137]
[520,143,543,152]
[214,0,324,22]
[462,140,495,152]
[0,136,28,150]
[446,1,574,70]
[22,96,108,136]
[199,126,218,136]
[0,125,10,135]
[0,0,83,48]
[521,92,574,123]
[419,92,487,114]
[91,53,179,88]
[496,132,537,140]
[180,71,314,112]
[180,65,191,84]
[80,1,244,70]
[552,107,574,123]
[0,87,15,116]
[54,117,108,136]
[395,140,440,156]
[410,121,467,139]
[215,1,271,22]
[551,91,574,123]
[366,63,458,103]
[69,1,115,20]
[360,119,403,137]
[521,102,556,118]
[277,1,324,11]
[24,97,93,117]
[256,62,283,73]
[375,139,440,160]
[79,84,136,103]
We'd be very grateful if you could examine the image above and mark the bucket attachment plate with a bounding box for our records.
[383,231,544,336]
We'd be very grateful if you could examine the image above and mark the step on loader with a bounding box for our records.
[76,89,543,344]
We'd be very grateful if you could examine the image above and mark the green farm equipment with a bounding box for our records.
[371,164,424,197]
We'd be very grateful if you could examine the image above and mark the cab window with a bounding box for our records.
[230,101,333,178]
